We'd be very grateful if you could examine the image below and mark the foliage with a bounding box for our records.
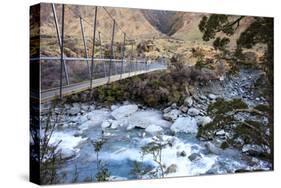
[91,134,110,182]
[199,15,273,88]
[207,98,248,116]
[92,56,220,107]
[71,165,79,183]
[141,136,170,178]
[195,58,205,69]
[213,37,230,51]
[95,162,110,181]
[130,160,148,179]
[199,15,243,41]
[197,98,272,162]
[39,104,66,185]
[237,17,273,84]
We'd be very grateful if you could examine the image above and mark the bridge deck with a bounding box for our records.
[40,67,166,103]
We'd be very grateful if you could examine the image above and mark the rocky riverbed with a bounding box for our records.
[40,68,272,183]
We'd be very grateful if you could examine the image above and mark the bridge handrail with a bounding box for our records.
[33,3,168,99]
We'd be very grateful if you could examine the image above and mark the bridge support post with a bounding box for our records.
[98,32,106,78]
[135,59,137,75]
[52,3,69,87]
[90,6,98,89]
[120,33,126,78]
[108,19,116,83]
[129,43,133,76]
[59,4,65,99]
[80,17,91,77]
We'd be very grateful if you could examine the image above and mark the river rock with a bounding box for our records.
[77,115,88,124]
[110,105,119,111]
[165,164,177,174]
[199,95,207,100]
[68,106,80,116]
[145,124,163,135]
[126,124,135,131]
[170,117,198,133]
[60,148,76,160]
[215,130,226,136]
[163,109,181,121]
[64,104,71,110]
[179,105,188,113]
[111,104,138,119]
[208,94,217,100]
[89,105,96,111]
[163,106,172,113]
[101,120,112,129]
[171,103,177,109]
[205,142,223,155]
[233,137,245,147]
[108,176,128,181]
[188,108,200,116]
[177,150,187,157]
[188,153,202,161]
[110,120,120,129]
[184,96,193,107]
[81,104,90,112]
[196,116,212,127]
[242,144,264,156]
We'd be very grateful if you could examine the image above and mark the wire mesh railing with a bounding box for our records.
[31,3,167,98]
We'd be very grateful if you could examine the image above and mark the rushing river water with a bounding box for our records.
[45,102,271,183]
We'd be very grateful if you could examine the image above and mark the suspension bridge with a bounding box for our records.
[30,3,167,103]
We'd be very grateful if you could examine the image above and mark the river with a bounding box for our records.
[44,99,271,183]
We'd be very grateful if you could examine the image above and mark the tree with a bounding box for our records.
[38,103,66,185]
[197,98,273,162]
[199,15,244,42]
[141,136,169,178]
[198,15,273,163]
[91,133,110,181]
[199,15,273,80]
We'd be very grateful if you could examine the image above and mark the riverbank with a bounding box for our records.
[39,67,273,184]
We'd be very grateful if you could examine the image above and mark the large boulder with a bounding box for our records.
[111,104,138,119]
[145,124,163,135]
[80,109,110,131]
[163,109,181,121]
[126,110,171,130]
[49,132,86,160]
[170,117,198,133]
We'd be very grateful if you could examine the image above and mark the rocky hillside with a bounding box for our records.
[141,10,185,36]
[31,3,255,59]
